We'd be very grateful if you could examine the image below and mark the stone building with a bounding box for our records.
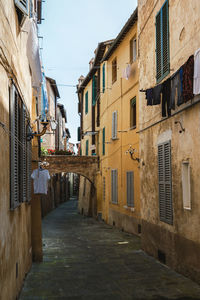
[0,0,43,299]
[138,0,200,283]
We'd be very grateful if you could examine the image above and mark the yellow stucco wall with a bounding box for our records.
[99,22,141,234]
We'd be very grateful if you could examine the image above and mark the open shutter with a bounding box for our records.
[102,64,105,93]
[162,0,169,76]
[86,140,89,156]
[156,0,169,82]
[20,104,27,202]
[127,171,134,207]
[10,85,19,209]
[92,75,97,106]
[156,11,162,81]
[158,141,173,224]
[14,0,29,15]
[26,133,32,202]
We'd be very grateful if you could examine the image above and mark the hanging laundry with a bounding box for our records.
[171,68,183,109]
[183,55,194,102]
[162,78,171,117]
[145,88,153,106]
[31,168,50,195]
[153,84,162,105]
[193,48,200,95]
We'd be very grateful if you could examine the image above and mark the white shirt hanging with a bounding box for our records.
[31,169,50,195]
[193,48,200,95]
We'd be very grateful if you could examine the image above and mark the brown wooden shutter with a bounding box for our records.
[127,171,134,207]
[10,85,19,209]
[158,141,173,224]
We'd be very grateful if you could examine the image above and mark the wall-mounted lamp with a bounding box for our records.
[27,121,50,141]
[175,121,185,133]
[125,145,140,162]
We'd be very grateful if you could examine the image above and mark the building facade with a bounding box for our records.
[0,0,43,299]
[138,0,200,283]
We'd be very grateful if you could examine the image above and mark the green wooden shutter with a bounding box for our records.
[111,169,118,204]
[85,91,88,114]
[158,141,173,224]
[127,171,134,207]
[102,64,105,93]
[86,140,89,156]
[156,0,169,82]
[102,127,105,155]
[10,85,19,209]
[162,0,170,76]
[92,75,97,106]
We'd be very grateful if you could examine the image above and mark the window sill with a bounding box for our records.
[123,205,135,212]
[130,126,136,131]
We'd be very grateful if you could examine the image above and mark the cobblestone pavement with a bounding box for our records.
[20,197,200,300]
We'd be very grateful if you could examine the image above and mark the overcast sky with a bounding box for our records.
[39,0,137,145]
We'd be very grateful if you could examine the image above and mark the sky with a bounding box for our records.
[39,0,137,145]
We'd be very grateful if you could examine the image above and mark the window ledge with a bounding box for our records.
[123,205,135,212]
[183,207,191,211]
[130,126,136,131]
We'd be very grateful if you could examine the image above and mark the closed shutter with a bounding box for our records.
[158,141,173,224]
[111,169,118,204]
[10,85,19,209]
[103,176,106,201]
[102,64,105,93]
[92,75,97,106]
[14,0,29,15]
[112,111,117,140]
[102,127,105,155]
[20,104,27,202]
[127,171,134,207]
[85,92,88,114]
[86,140,89,156]
[156,0,169,82]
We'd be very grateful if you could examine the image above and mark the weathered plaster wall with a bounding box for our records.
[0,1,33,299]
[138,0,200,282]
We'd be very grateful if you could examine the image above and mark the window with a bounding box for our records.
[102,127,105,155]
[182,162,191,210]
[103,176,106,201]
[92,75,97,106]
[112,57,117,84]
[130,37,137,63]
[111,169,118,204]
[158,141,173,225]
[10,84,32,209]
[86,140,89,156]
[126,171,134,207]
[85,91,88,114]
[156,0,170,82]
[130,97,136,128]
[112,111,117,140]
[102,63,105,93]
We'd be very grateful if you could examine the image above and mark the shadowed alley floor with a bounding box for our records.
[20,198,200,300]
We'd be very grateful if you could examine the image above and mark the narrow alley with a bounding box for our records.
[20,198,200,300]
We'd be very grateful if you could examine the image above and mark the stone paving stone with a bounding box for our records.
[20,198,200,300]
